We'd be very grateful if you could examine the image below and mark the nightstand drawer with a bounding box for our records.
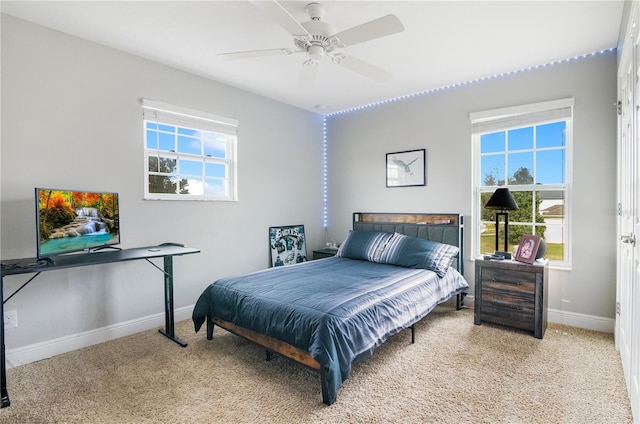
[481,267,536,296]
[481,289,535,323]
[479,310,535,332]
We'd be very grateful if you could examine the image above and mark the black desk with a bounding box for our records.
[0,244,200,408]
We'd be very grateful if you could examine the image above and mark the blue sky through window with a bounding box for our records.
[480,120,566,185]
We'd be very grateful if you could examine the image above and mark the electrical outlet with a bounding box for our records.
[4,310,18,328]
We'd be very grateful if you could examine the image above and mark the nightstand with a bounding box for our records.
[312,248,338,260]
[474,258,549,339]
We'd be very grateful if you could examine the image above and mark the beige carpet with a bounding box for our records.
[0,304,633,423]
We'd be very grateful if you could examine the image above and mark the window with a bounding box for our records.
[142,99,238,201]
[471,98,573,267]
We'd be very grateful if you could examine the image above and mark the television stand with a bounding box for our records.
[0,243,200,409]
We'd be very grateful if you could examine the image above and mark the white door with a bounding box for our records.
[617,6,640,420]
[630,39,640,420]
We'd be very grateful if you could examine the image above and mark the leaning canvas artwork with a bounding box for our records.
[269,225,307,267]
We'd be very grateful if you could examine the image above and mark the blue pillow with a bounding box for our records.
[377,233,459,277]
[336,231,393,262]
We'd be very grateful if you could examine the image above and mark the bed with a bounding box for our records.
[192,212,469,405]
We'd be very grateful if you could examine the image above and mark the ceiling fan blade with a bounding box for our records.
[250,0,311,37]
[333,15,404,47]
[337,56,392,82]
[297,63,319,90]
[218,48,299,60]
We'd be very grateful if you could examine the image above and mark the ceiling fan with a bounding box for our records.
[218,1,405,89]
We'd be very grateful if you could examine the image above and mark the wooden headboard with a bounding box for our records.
[352,212,464,275]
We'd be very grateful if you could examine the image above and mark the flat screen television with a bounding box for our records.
[35,188,120,259]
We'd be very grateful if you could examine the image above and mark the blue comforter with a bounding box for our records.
[192,256,468,405]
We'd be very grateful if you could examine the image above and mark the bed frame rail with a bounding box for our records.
[207,316,321,372]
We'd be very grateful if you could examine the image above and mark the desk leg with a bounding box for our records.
[1,277,11,408]
[157,256,187,347]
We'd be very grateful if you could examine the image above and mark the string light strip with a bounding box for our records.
[321,47,615,229]
[327,47,617,117]
[323,117,328,228]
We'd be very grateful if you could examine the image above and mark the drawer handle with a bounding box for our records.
[490,277,523,285]
[490,300,523,311]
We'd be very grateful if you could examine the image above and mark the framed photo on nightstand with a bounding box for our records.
[514,234,542,264]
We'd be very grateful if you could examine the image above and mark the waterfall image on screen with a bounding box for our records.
[35,188,120,258]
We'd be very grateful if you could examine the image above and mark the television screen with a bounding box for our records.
[35,188,120,259]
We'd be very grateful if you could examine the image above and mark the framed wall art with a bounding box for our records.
[269,225,307,267]
[386,149,426,187]
[514,234,542,264]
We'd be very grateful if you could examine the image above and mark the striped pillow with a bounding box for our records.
[336,231,393,262]
[378,232,459,277]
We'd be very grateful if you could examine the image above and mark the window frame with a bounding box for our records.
[142,99,238,201]
[471,98,573,268]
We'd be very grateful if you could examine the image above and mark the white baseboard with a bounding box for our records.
[547,308,615,333]
[5,305,194,369]
[462,295,614,333]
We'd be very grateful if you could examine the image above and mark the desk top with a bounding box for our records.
[1,244,200,276]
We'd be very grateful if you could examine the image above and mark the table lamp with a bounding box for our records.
[485,187,518,255]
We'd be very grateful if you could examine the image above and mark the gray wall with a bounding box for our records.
[326,51,618,324]
[1,15,324,350]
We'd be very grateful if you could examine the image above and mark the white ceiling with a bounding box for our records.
[1,1,625,115]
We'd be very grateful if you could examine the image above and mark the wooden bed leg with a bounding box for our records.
[456,293,467,310]
[410,325,415,344]
[266,350,273,361]
[206,315,214,340]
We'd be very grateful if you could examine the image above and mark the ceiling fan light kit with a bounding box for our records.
[305,44,325,65]
[219,1,404,88]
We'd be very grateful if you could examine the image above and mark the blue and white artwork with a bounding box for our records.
[386,149,426,187]
[269,225,307,267]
